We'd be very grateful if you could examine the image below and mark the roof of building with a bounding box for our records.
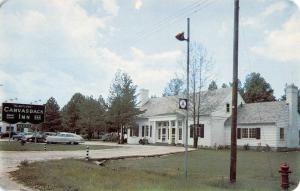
[139,87,232,118]
[224,101,289,126]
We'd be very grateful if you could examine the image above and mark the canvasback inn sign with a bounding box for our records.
[2,103,45,124]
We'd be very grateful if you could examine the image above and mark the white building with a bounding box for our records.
[127,85,300,150]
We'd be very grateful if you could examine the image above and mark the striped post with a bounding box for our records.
[86,145,89,161]
[44,143,47,151]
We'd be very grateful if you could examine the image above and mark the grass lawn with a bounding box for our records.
[10,149,300,191]
[0,141,116,151]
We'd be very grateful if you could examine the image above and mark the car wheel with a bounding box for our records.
[74,142,79,145]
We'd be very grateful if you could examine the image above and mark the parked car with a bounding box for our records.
[100,133,118,142]
[26,132,46,143]
[0,132,17,139]
[12,132,26,141]
[46,132,84,144]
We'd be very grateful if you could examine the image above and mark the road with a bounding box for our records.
[0,141,190,191]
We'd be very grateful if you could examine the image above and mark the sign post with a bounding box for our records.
[2,103,45,143]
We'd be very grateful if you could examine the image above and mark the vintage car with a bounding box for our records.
[46,132,84,144]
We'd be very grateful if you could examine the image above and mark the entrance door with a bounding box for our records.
[171,128,176,144]
[162,128,166,142]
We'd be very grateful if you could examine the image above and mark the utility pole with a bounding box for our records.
[185,17,190,179]
[230,0,239,183]
[175,17,190,179]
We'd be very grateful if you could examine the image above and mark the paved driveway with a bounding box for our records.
[0,141,190,191]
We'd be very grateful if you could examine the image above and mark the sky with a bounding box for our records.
[0,0,299,107]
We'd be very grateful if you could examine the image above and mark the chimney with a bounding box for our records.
[285,84,299,148]
[286,84,298,114]
[139,89,149,106]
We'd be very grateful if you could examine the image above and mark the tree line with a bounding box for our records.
[163,72,279,103]
[40,71,141,142]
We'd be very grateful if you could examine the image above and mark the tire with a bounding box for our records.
[74,142,79,145]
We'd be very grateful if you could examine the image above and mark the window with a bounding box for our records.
[242,128,248,138]
[145,125,149,136]
[179,128,182,140]
[190,124,204,138]
[158,129,161,139]
[6,126,13,132]
[190,125,193,138]
[142,126,145,137]
[226,103,230,112]
[178,121,182,127]
[239,128,260,139]
[171,121,175,127]
[249,128,256,138]
[130,125,139,137]
[280,128,284,140]
[167,128,169,139]
[158,122,162,127]
[150,126,152,137]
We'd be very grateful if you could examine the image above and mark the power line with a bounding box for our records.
[114,0,217,53]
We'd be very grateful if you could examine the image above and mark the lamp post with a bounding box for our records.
[175,18,190,179]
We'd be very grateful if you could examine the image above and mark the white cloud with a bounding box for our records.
[241,1,289,28]
[134,0,143,10]
[291,0,300,8]
[102,0,119,16]
[0,0,183,105]
[251,13,300,62]
[262,1,288,17]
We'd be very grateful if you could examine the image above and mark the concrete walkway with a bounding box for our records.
[0,141,191,191]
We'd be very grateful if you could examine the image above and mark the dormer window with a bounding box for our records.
[226,103,230,113]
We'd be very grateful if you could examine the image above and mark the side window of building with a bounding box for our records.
[190,125,193,138]
[226,103,230,113]
[158,129,161,139]
[145,125,149,136]
[150,126,152,137]
[200,124,204,138]
[280,128,284,140]
[142,126,145,137]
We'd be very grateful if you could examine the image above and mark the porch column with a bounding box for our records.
[175,120,178,144]
[128,128,131,137]
[152,121,156,143]
[168,120,172,144]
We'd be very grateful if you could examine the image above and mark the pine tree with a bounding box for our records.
[41,97,62,132]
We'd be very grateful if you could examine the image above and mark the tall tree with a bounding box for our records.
[243,72,276,103]
[162,78,184,96]
[61,93,85,133]
[221,83,228,88]
[188,43,213,148]
[108,71,142,144]
[41,97,62,132]
[79,96,106,139]
[208,80,218,91]
[229,79,244,97]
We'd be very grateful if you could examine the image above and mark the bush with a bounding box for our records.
[20,139,26,146]
[217,145,224,150]
[256,143,262,152]
[263,144,271,152]
[20,160,29,167]
[243,144,250,150]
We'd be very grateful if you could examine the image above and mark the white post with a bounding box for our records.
[175,120,179,144]
[168,120,172,144]
[152,121,156,144]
